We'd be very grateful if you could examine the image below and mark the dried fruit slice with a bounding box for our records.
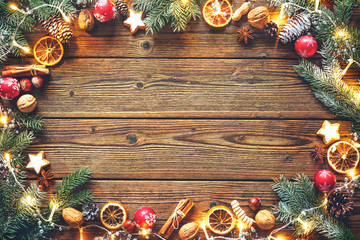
[100,201,127,230]
[328,141,359,173]
[205,206,236,235]
[33,36,64,66]
[203,0,232,28]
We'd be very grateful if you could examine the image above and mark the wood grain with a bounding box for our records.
[26,119,352,180]
[45,180,360,240]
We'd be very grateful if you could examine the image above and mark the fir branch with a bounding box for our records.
[12,110,44,131]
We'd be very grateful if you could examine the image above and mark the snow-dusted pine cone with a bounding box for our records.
[82,203,100,221]
[39,15,73,43]
[279,13,311,43]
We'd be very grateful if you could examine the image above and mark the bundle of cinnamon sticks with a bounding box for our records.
[158,198,194,239]
[1,65,50,78]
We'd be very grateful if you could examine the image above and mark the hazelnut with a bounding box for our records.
[79,9,95,32]
[20,78,32,92]
[17,94,37,113]
[31,76,43,88]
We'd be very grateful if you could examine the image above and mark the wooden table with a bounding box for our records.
[7,0,360,239]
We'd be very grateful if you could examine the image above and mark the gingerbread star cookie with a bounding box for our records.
[317,120,340,145]
[124,9,146,34]
[26,151,50,175]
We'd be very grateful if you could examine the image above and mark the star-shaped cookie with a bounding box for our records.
[124,9,146,34]
[26,151,50,175]
[317,120,340,145]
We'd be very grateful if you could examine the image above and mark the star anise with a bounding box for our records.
[237,26,255,44]
[310,145,327,163]
[37,169,54,188]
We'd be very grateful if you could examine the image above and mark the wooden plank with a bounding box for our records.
[26,119,352,180]
[47,180,360,239]
[11,58,360,119]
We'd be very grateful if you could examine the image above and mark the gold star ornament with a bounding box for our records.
[317,120,340,145]
[124,9,146,34]
[26,151,50,175]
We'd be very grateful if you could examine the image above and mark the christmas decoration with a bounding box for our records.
[273,174,355,239]
[158,198,194,238]
[314,170,336,193]
[82,202,100,221]
[115,0,128,17]
[94,0,117,23]
[122,220,136,233]
[255,210,275,230]
[37,169,54,188]
[295,35,318,58]
[231,200,255,226]
[1,65,50,78]
[179,222,199,240]
[62,207,85,228]
[316,120,340,145]
[134,207,157,230]
[202,0,232,28]
[31,76,44,88]
[205,206,236,235]
[17,94,37,113]
[231,2,251,21]
[123,9,146,34]
[20,78,32,92]
[247,6,269,29]
[39,15,73,43]
[263,21,278,37]
[310,145,327,163]
[100,201,127,230]
[0,77,20,100]
[26,151,49,174]
[327,141,359,173]
[78,9,95,32]
[134,0,200,33]
[327,192,354,220]
[33,37,64,66]
[248,197,261,211]
[237,26,255,44]
[278,13,311,44]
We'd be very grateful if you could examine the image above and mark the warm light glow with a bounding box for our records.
[341,59,354,76]
[9,4,18,11]
[314,0,320,11]
[238,222,244,229]
[24,195,36,207]
[297,217,310,231]
[63,15,70,23]
[334,28,349,39]
[4,153,11,162]
[79,227,84,240]
[181,0,189,4]
[275,236,285,240]
[12,40,31,53]
[201,221,210,240]
[322,197,328,205]
[0,116,7,125]
[141,229,148,236]
[349,169,356,179]
[279,4,286,19]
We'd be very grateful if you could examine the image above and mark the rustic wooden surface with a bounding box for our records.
[3,0,360,239]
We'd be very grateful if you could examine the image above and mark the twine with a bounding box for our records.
[14,65,43,76]
[172,199,187,230]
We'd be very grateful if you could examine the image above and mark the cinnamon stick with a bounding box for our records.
[2,65,46,70]
[158,198,194,239]
[1,65,49,77]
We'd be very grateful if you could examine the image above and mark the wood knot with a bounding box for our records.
[126,134,138,144]
[284,155,292,162]
[69,91,74,97]
[141,41,152,50]
[90,126,96,133]
[136,82,144,89]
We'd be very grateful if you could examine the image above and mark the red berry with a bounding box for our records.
[248,197,261,211]
[20,78,32,92]
[123,220,136,233]
[31,76,44,88]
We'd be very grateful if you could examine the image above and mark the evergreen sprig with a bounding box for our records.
[272,174,355,239]
[134,0,201,34]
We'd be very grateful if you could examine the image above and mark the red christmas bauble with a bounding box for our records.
[94,0,116,23]
[0,77,20,100]
[314,170,336,192]
[295,35,318,58]
[134,207,157,229]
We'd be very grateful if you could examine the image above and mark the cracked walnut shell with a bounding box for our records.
[248,6,269,28]
[17,94,37,113]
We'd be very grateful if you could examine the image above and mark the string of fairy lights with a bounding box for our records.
[1,1,360,240]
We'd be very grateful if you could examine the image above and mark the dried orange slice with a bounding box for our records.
[203,0,233,28]
[206,206,236,235]
[328,141,359,173]
[100,201,127,230]
[33,36,64,66]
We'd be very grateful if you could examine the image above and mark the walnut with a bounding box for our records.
[62,207,84,228]
[179,222,199,240]
[78,9,95,32]
[255,210,275,230]
[247,6,270,28]
[17,94,37,113]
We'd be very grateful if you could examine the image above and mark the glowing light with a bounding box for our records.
[63,15,70,23]
[141,229,148,236]
[79,227,84,240]
[322,197,328,205]
[24,195,36,207]
[181,0,189,4]
[341,58,354,76]
[4,153,11,162]
[201,221,210,240]
[12,40,31,53]
[349,169,356,179]
[279,4,286,19]
[314,0,320,11]
[334,28,348,39]
[9,4,19,11]
[238,222,244,238]
[297,217,310,231]
[0,116,7,125]
[275,236,285,240]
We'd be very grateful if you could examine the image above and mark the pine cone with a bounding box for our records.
[116,0,128,17]
[327,192,353,220]
[40,15,73,43]
[82,203,100,221]
[76,0,94,7]
[264,21,278,37]
[279,13,311,44]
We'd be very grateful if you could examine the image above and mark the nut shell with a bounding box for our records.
[62,207,84,228]
[179,222,199,240]
[17,94,37,113]
[232,2,251,21]
[78,9,95,32]
[255,210,275,230]
[247,6,269,28]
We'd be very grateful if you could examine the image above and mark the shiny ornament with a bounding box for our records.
[0,77,20,100]
[295,35,318,58]
[134,207,157,229]
[94,0,117,23]
[314,170,336,192]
